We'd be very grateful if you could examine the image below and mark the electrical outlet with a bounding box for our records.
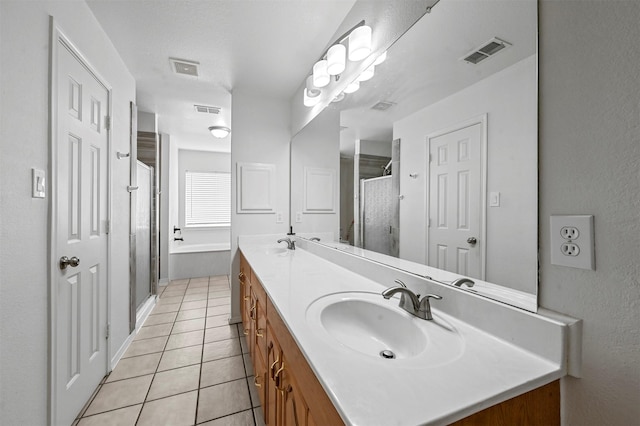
[275,212,283,224]
[550,215,595,270]
[560,242,580,256]
[296,212,303,223]
[560,226,580,240]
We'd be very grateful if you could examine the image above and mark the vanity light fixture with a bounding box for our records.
[332,92,346,103]
[304,88,321,107]
[327,44,347,75]
[358,64,375,82]
[373,51,387,65]
[313,59,330,88]
[348,25,372,61]
[306,75,321,98]
[208,126,231,138]
[344,80,360,94]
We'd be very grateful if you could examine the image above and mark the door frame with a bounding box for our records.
[48,18,113,424]
[425,114,488,280]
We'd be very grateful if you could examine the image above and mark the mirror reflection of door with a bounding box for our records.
[428,121,484,279]
[136,161,153,309]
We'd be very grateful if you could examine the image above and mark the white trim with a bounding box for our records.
[425,114,488,280]
[48,18,113,425]
[110,333,135,371]
[159,278,170,287]
[110,295,156,370]
[228,315,242,325]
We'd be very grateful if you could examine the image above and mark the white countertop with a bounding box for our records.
[239,237,566,426]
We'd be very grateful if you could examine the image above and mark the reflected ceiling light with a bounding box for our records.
[348,25,372,61]
[313,59,330,88]
[358,64,375,82]
[327,44,346,75]
[332,92,345,103]
[373,50,387,66]
[304,88,321,107]
[306,75,321,98]
[208,126,231,138]
[344,80,360,94]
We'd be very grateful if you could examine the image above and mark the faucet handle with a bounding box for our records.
[394,279,407,288]
[418,294,442,320]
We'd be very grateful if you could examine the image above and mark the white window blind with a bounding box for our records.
[185,171,231,226]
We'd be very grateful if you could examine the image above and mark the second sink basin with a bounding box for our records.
[306,291,464,364]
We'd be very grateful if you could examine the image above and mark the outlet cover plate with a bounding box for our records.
[550,215,595,270]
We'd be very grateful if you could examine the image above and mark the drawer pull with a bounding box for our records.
[243,328,249,336]
[238,271,245,280]
[274,362,285,388]
[243,296,250,301]
[254,376,262,388]
[270,355,280,379]
[256,328,264,338]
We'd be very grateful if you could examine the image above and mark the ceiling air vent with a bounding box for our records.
[462,37,512,65]
[194,104,221,114]
[371,101,396,111]
[169,57,199,77]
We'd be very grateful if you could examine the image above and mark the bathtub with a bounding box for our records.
[169,242,231,280]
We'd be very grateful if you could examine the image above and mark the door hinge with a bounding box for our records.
[106,323,110,340]
[105,116,111,130]
[105,220,110,235]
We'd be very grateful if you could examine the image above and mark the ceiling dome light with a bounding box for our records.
[208,126,231,138]
[373,50,387,65]
[306,75,321,98]
[303,88,321,107]
[358,64,375,82]
[343,80,360,94]
[348,25,372,61]
[313,60,330,88]
[327,44,346,75]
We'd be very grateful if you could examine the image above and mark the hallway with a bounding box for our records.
[74,276,263,426]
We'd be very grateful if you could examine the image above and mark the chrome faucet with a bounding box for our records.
[382,279,442,320]
[451,278,475,288]
[277,237,295,250]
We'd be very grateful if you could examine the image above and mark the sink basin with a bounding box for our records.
[262,247,289,255]
[306,292,464,364]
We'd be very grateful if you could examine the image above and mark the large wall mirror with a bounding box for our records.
[290,0,538,312]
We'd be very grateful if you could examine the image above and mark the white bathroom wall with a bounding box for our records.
[538,1,640,424]
[159,133,171,282]
[230,91,291,322]
[138,110,157,133]
[0,1,135,423]
[290,108,340,236]
[394,56,537,292]
[360,139,392,157]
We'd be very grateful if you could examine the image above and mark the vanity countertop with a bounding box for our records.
[239,238,567,426]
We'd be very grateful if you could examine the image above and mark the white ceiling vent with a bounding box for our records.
[371,101,396,111]
[462,37,512,65]
[169,57,199,77]
[194,104,221,114]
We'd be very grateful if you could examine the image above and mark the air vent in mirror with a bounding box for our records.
[462,37,511,65]
[194,105,221,114]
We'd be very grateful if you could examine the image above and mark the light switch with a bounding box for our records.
[32,168,46,198]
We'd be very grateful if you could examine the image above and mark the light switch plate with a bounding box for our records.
[550,215,595,270]
[32,168,46,198]
[489,191,500,207]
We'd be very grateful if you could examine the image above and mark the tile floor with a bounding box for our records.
[74,275,264,426]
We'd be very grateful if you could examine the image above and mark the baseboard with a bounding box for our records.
[109,296,157,371]
[159,278,169,287]
[228,315,242,324]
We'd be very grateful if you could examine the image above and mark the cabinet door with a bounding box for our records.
[252,346,268,421]
[266,324,282,426]
[281,370,309,426]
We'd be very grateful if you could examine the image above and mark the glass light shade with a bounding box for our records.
[306,75,321,98]
[373,51,387,65]
[303,88,321,107]
[208,126,231,138]
[348,25,372,61]
[313,60,330,88]
[358,64,375,82]
[327,44,346,75]
[343,80,360,94]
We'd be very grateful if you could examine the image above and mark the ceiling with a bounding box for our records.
[86,0,357,151]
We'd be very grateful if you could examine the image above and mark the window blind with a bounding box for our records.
[185,171,231,226]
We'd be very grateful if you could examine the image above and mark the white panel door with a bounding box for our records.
[54,38,109,425]
[428,123,482,278]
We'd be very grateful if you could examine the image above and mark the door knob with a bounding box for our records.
[59,256,80,270]
[467,237,477,246]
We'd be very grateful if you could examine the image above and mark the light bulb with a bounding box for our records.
[306,75,321,98]
[327,44,346,75]
[332,92,345,103]
[303,88,321,107]
[344,80,360,94]
[348,25,372,61]
[208,126,231,138]
[313,60,330,88]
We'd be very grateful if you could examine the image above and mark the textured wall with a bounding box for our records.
[538,1,640,424]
